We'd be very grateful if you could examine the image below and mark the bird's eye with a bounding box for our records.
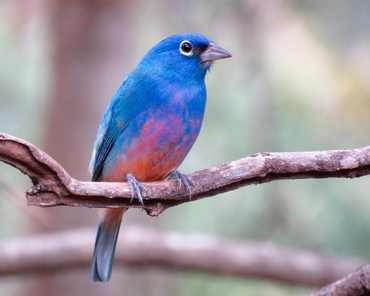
[180,41,193,56]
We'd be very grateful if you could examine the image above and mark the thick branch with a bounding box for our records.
[1,132,370,216]
[0,227,363,288]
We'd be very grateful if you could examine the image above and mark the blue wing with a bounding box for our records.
[89,71,163,181]
[90,103,121,182]
[90,82,123,181]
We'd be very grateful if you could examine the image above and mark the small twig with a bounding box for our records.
[0,132,370,216]
[0,176,53,229]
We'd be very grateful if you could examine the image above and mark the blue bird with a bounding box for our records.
[89,33,231,282]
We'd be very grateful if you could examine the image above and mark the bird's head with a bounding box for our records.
[141,33,232,81]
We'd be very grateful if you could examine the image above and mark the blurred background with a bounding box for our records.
[1,0,370,295]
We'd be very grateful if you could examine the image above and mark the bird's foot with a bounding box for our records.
[169,170,194,200]
[126,174,147,205]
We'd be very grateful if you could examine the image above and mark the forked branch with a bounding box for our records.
[1,133,370,295]
[1,132,370,216]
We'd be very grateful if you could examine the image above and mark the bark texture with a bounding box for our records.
[1,132,370,216]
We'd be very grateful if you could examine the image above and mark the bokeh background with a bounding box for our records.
[1,0,370,295]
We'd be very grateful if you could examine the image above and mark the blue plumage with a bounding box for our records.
[90,33,231,282]
[90,220,121,282]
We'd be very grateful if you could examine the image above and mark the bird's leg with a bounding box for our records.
[126,174,147,205]
[169,170,194,200]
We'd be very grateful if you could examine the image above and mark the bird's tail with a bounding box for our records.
[91,208,126,283]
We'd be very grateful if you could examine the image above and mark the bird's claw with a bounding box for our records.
[169,170,194,200]
[126,174,147,205]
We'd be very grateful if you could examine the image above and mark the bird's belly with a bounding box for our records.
[103,107,203,182]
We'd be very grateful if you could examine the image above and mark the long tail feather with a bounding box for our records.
[91,209,124,282]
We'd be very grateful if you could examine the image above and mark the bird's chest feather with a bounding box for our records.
[103,89,205,182]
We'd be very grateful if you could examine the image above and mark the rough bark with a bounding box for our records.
[310,264,370,296]
[1,132,370,217]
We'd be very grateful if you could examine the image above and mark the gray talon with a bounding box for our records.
[127,174,147,205]
[170,170,194,199]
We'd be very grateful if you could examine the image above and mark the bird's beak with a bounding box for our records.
[200,42,232,62]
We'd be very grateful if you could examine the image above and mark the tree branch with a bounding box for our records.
[0,227,363,288]
[310,264,370,296]
[1,133,370,293]
[1,132,370,216]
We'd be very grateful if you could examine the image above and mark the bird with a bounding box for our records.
[89,33,232,283]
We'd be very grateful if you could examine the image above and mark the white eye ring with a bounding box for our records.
[179,40,193,56]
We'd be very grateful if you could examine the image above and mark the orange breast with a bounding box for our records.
[103,110,200,183]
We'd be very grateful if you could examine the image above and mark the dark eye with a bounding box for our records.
[180,41,193,56]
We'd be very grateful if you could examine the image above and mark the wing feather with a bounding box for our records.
[89,71,157,181]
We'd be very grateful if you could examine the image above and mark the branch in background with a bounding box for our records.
[1,133,370,294]
[1,133,370,216]
[0,227,363,288]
